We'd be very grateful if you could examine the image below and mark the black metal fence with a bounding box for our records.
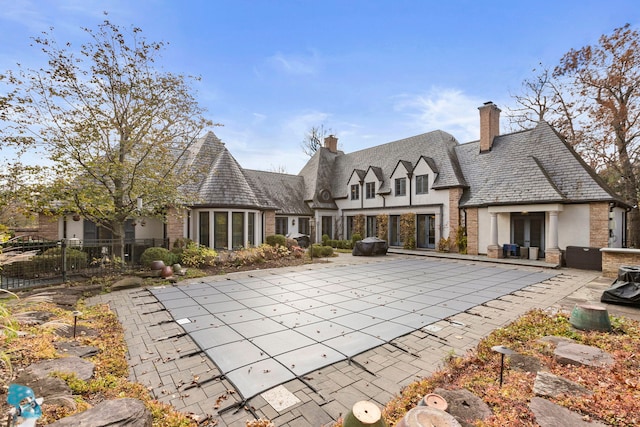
[0,237,169,290]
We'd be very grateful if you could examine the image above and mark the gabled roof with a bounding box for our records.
[417,156,438,174]
[389,160,414,180]
[455,121,626,207]
[304,130,467,200]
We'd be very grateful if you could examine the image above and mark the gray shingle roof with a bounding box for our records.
[185,131,269,208]
[309,130,467,200]
[243,170,311,215]
[456,121,625,207]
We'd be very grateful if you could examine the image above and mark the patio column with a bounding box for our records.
[487,212,500,258]
[548,211,559,250]
[490,212,498,247]
[545,210,562,265]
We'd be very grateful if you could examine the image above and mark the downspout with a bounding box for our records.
[408,172,413,206]
[187,211,191,240]
[439,204,444,242]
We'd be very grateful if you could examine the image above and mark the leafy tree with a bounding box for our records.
[508,24,640,246]
[0,20,212,259]
[301,124,333,157]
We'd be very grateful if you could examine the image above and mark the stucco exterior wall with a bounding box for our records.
[65,215,83,239]
[136,218,164,240]
[476,208,511,254]
[386,165,411,208]
[362,169,382,209]
[557,205,590,249]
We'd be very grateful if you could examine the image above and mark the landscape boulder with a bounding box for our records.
[48,398,152,427]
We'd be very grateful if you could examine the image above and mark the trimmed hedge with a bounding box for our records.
[311,244,334,257]
[265,234,287,247]
[140,247,177,268]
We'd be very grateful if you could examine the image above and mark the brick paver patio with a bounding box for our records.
[87,253,629,426]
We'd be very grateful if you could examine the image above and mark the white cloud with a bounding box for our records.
[393,88,486,143]
[267,50,322,75]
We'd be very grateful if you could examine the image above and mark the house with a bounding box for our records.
[39,102,628,264]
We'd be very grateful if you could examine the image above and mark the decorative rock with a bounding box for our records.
[554,342,614,368]
[533,371,592,398]
[13,311,53,325]
[509,354,545,373]
[19,356,95,382]
[48,398,152,427]
[529,397,608,427]
[396,406,461,427]
[433,388,492,427]
[54,324,98,339]
[538,336,576,346]
[54,341,101,358]
[111,276,144,291]
[12,374,71,401]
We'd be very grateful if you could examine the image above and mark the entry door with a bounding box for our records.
[512,213,545,255]
[417,214,436,249]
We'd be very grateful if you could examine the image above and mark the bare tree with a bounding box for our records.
[301,124,332,157]
[510,24,640,246]
[554,24,640,246]
[268,164,287,173]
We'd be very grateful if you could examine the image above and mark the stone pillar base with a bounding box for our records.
[487,245,502,259]
[545,249,562,265]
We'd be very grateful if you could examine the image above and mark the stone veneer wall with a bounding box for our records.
[448,188,464,253]
[590,202,610,248]
[264,211,276,237]
[165,207,186,246]
[466,208,479,255]
[601,248,640,278]
[38,213,59,240]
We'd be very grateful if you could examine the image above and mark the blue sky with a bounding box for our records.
[1,0,639,174]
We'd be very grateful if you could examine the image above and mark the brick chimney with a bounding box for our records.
[479,102,501,153]
[324,135,338,153]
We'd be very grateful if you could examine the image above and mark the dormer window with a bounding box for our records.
[395,178,406,196]
[365,182,375,199]
[350,184,360,200]
[416,174,429,194]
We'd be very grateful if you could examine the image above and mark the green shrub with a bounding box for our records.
[140,247,175,268]
[351,233,362,245]
[265,234,286,247]
[311,244,334,257]
[321,234,330,246]
[179,243,218,268]
[321,245,334,257]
